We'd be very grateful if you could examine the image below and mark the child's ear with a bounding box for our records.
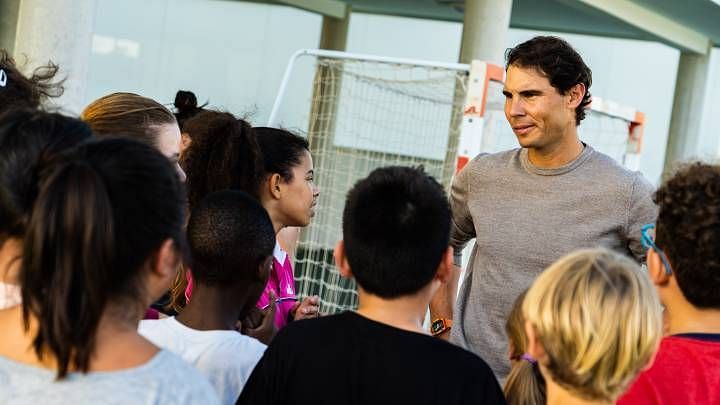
[524,320,547,365]
[258,256,273,282]
[334,240,353,279]
[435,247,453,283]
[147,239,180,295]
[647,248,671,286]
[269,173,283,199]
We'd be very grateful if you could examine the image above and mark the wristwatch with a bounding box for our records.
[430,318,452,336]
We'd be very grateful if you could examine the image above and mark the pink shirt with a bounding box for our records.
[618,334,720,405]
[255,243,296,329]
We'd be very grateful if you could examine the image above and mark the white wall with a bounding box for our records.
[86,0,321,123]
[85,0,719,184]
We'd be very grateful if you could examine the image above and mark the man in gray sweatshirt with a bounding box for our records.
[429,36,657,380]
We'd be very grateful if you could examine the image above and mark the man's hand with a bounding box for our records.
[290,295,320,321]
[240,292,278,344]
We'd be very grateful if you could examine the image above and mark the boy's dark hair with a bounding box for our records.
[342,166,451,298]
[0,49,65,115]
[181,110,263,211]
[654,162,720,308]
[505,36,592,125]
[21,138,186,379]
[0,109,92,242]
[254,127,309,183]
[187,190,275,285]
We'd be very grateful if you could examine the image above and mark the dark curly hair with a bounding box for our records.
[505,36,592,125]
[0,49,65,115]
[180,110,263,212]
[654,162,720,308]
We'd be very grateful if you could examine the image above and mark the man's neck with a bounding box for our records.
[176,283,248,331]
[355,288,431,335]
[0,238,22,285]
[665,295,720,335]
[545,376,611,405]
[528,132,584,169]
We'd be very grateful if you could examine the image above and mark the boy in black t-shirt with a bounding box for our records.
[237,166,506,405]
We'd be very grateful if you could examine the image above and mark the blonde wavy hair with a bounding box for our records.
[523,248,662,402]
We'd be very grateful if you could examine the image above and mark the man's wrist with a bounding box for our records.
[430,318,453,336]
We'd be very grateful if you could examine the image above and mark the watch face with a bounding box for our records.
[431,319,445,334]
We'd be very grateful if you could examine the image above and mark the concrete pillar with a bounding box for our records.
[663,48,712,176]
[0,0,21,53]
[319,7,350,51]
[13,0,97,114]
[459,0,513,65]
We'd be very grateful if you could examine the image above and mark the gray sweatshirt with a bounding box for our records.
[448,145,657,379]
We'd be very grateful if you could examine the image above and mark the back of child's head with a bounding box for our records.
[0,109,92,241]
[0,50,64,115]
[342,166,450,298]
[187,190,275,286]
[522,248,662,402]
[181,110,263,210]
[504,290,546,405]
[81,92,177,148]
[21,137,186,379]
[654,162,720,308]
[253,127,309,182]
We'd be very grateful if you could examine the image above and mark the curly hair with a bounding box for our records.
[505,36,593,125]
[654,162,720,308]
[180,110,263,212]
[0,50,65,115]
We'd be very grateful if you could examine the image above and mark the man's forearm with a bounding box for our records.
[429,264,461,340]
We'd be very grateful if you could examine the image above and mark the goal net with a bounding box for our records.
[268,50,645,313]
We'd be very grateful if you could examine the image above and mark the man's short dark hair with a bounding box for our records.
[342,166,451,298]
[655,163,720,308]
[505,36,592,125]
[187,190,275,285]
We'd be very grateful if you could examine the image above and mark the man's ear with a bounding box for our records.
[334,240,353,279]
[647,248,671,287]
[435,247,453,284]
[524,320,547,364]
[567,82,586,109]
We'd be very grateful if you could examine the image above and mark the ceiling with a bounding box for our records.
[242,0,720,52]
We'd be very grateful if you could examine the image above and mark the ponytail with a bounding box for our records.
[21,161,115,378]
[503,290,546,405]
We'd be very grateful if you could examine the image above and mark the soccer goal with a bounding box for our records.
[268,49,645,313]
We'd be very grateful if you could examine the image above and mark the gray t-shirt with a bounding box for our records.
[449,145,657,379]
[0,350,220,404]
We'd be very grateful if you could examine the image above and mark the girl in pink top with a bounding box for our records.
[253,127,321,329]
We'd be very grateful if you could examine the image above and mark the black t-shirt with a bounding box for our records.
[237,311,506,405]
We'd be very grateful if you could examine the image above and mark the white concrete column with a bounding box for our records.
[319,6,350,51]
[663,47,712,175]
[459,0,513,65]
[0,0,21,53]
[13,0,97,114]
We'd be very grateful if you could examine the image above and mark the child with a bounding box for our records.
[0,138,217,403]
[619,163,720,404]
[140,190,275,404]
[237,166,505,405]
[523,248,662,405]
